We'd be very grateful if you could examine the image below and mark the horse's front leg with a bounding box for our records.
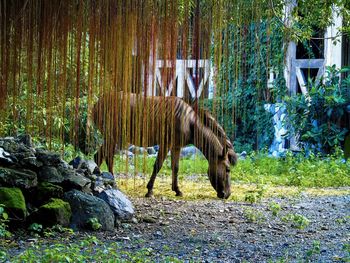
[145,144,169,198]
[171,147,182,196]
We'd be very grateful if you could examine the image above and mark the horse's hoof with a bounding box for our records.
[175,191,183,197]
[145,192,153,198]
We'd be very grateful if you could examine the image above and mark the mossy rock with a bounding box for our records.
[30,198,71,227]
[36,182,63,205]
[0,187,26,220]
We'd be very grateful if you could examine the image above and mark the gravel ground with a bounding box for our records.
[4,194,350,262]
[101,194,350,262]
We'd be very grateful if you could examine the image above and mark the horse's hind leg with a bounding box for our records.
[171,147,182,196]
[145,144,169,198]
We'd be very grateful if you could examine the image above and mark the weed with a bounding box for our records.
[306,240,321,260]
[243,208,266,223]
[0,204,11,238]
[244,192,259,204]
[282,213,310,229]
[336,215,350,224]
[28,223,43,235]
[269,202,281,216]
[341,243,350,262]
[86,218,102,231]
[43,224,74,238]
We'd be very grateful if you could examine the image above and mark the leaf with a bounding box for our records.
[2,212,8,220]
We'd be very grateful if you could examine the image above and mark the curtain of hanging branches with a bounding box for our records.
[1,0,343,165]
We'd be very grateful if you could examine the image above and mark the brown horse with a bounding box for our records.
[92,91,237,199]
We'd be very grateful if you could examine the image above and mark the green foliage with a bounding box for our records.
[28,223,43,234]
[269,201,281,216]
[282,213,310,229]
[306,240,321,260]
[285,66,350,153]
[243,208,266,223]
[0,204,11,238]
[43,224,74,238]
[86,218,102,231]
[244,185,267,203]
[206,19,286,152]
[232,151,350,188]
[4,235,183,262]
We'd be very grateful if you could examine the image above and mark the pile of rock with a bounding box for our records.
[0,135,134,231]
[122,144,204,159]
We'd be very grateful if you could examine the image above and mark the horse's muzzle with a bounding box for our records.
[217,191,230,199]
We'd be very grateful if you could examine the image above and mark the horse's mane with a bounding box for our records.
[169,97,224,157]
[196,107,238,165]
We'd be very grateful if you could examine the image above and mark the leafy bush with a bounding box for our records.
[285,66,350,153]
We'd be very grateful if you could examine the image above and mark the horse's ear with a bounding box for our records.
[227,149,238,166]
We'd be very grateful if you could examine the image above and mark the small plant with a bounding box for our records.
[244,192,259,204]
[244,185,267,204]
[306,240,321,261]
[269,201,281,216]
[0,204,11,238]
[282,213,310,229]
[335,215,350,224]
[43,224,74,238]
[28,223,43,234]
[86,218,102,231]
[243,208,265,223]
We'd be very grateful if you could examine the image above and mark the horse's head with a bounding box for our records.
[208,149,237,199]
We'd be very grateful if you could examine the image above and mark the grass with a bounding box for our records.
[109,152,350,201]
[0,235,184,263]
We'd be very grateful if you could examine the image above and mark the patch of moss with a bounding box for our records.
[36,182,63,204]
[35,198,71,226]
[0,187,26,219]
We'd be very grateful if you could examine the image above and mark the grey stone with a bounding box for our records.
[129,146,146,155]
[0,167,37,189]
[69,156,83,169]
[98,189,134,221]
[64,189,114,231]
[62,172,91,192]
[180,146,202,158]
[38,166,64,184]
[20,156,43,168]
[0,147,13,165]
[101,172,114,181]
[35,149,61,166]
[82,160,99,175]
[147,147,156,155]
[92,177,107,194]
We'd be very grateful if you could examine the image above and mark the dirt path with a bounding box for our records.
[105,194,350,262]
